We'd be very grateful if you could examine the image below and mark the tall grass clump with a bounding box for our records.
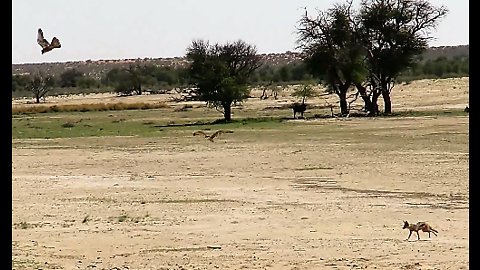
[12,102,169,115]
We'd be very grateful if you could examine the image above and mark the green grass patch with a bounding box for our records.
[12,107,468,140]
[13,110,174,139]
[12,109,292,139]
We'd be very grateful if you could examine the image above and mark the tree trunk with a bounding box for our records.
[371,91,380,115]
[137,82,142,95]
[260,88,267,100]
[380,78,392,114]
[223,104,232,122]
[354,83,373,113]
[337,81,352,116]
[339,90,348,116]
[382,90,392,114]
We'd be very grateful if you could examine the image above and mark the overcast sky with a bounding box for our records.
[12,0,469,64]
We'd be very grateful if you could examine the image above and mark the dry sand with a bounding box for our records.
[12,78,469,269]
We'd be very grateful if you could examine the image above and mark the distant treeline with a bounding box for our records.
[397,55,469,82]
[12,54,468,98]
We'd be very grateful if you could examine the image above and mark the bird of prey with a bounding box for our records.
[193,130,234,142]
[37,28,61,54]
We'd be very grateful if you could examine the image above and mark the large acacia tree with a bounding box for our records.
[358,0,448,114]
[298,0,448,115]
[297,3,369,116]
[186,39,261,121]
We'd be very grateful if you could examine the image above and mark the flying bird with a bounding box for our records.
[37,28,61,54]
[193,130,234,142]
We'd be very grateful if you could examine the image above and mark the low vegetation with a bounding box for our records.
[12,101,169,115]
[12,104,467,140]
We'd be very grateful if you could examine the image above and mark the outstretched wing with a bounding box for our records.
[209,130,222,140]
[50,37,61,49]
[193,130,209,137]
[37,28,50,49]
[210,130,234,140]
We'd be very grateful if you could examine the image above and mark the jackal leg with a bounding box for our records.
[406,231,412,240]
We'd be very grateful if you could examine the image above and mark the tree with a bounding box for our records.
[102,68,123,86]
[291,82,317,105]
[103,65,149,95]
[279,66,291,82]
[186,39,262,121]
[297,3,369,116]
[12,74,32,92]
[290,63,312,82]
[256,66,275,83]
[77,77,100,89]
[59,69,84,87]
[104,68,134,95]
[125,64,144,95]
[29,73,54,103]
[358,0,448,114]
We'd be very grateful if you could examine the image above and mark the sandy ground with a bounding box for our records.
[12,78,469,269]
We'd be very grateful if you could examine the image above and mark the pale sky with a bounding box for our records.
[12,0,469,64]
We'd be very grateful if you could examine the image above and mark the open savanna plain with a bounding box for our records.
[12,78,469,269]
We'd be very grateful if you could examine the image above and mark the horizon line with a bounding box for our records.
[12,44,469,65]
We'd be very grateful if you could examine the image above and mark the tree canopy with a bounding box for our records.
[297,2,369,115]
[29,73,55,103]
[186,39,262,121]
[297,0,448,115]
[358,0,448,114]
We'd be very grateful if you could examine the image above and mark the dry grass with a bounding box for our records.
[12,101,169,115]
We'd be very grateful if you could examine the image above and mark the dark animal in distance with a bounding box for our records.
[292,102,307,119]
[464,106,469,113]
[403,221,438,240]
[193,130,234,142]
[37,28,61,54]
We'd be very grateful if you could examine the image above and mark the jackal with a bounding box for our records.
[403,221,438,240]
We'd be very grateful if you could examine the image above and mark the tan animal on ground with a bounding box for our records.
[403,221,438,240]
[37,28,61,54]
[193,130,233,142]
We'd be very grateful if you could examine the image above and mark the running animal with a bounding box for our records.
[403,221,438,240]
[37,28,61,54]
[193,130,234,142]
